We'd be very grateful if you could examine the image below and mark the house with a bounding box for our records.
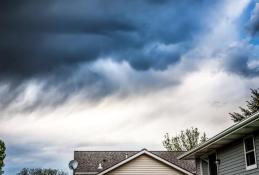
[178,112,259,175]
[73,149,195,175]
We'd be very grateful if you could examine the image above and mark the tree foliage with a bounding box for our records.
[163,127,207,151]
[229,88,259,123]
[0,139,6,175]
[17,168,68,175]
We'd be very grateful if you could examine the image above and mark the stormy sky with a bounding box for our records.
[1,0,259,174]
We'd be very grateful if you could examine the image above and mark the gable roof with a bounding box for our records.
[97,149,194,175]
[178,112,259,160]
[74,149,195,175]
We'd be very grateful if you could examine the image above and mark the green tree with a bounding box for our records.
[0,139,6,175]
[163,127,207,151]
[229,88,259,123]
[17,168,68,175]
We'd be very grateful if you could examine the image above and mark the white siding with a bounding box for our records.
[106,154,186,175]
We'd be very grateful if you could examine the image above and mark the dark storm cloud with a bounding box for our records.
[0,65,116,112]
[225,54,259,77]
[248,4,259,36]
[217,2,259,78]
[223,45,259,77]
[0,0,215,79]
[0,0,225,110]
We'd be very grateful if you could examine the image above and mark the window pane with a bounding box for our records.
[245,138,254,151]
[246,151,256,166]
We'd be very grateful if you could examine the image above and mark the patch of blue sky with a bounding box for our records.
[250,37,259,45]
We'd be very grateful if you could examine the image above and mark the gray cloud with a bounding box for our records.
[0,65,115,113]
[222,44,259,77]
[0,0,218,78]
[0,0,222,109]
[0,0,257,111]
[248,4,259,36]
[5,142,70,174]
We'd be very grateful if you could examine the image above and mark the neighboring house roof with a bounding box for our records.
[178,112,259,160]
[74,149,195,175]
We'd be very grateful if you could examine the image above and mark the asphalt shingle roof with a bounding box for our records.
[74,150,195,174]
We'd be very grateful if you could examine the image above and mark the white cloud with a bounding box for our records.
[2,59,259,170]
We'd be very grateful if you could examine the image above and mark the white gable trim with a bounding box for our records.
[75,172,98,175]
[97,149,193,175]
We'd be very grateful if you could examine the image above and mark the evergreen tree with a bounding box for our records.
[229,89,259,122]
[0,140,5,175]
[163,127,207,151]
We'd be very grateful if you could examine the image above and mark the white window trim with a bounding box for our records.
[200,159,203,175]
[243,136,257,171]
[200,158,209,175]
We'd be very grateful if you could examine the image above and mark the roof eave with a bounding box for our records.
[178,112,259,160]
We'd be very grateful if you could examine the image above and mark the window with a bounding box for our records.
[244,136,257,170]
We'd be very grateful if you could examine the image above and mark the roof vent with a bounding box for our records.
[125,153,128,159]
[98,163,103,170]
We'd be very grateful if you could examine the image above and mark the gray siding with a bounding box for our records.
[217,131,259,175]
[196,131,259,175]
[217,139,245,175]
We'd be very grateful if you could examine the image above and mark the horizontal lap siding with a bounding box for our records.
[217,131,259,175]
[106,155,186,175]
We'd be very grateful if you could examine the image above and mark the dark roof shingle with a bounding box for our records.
[74,150,195,174]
